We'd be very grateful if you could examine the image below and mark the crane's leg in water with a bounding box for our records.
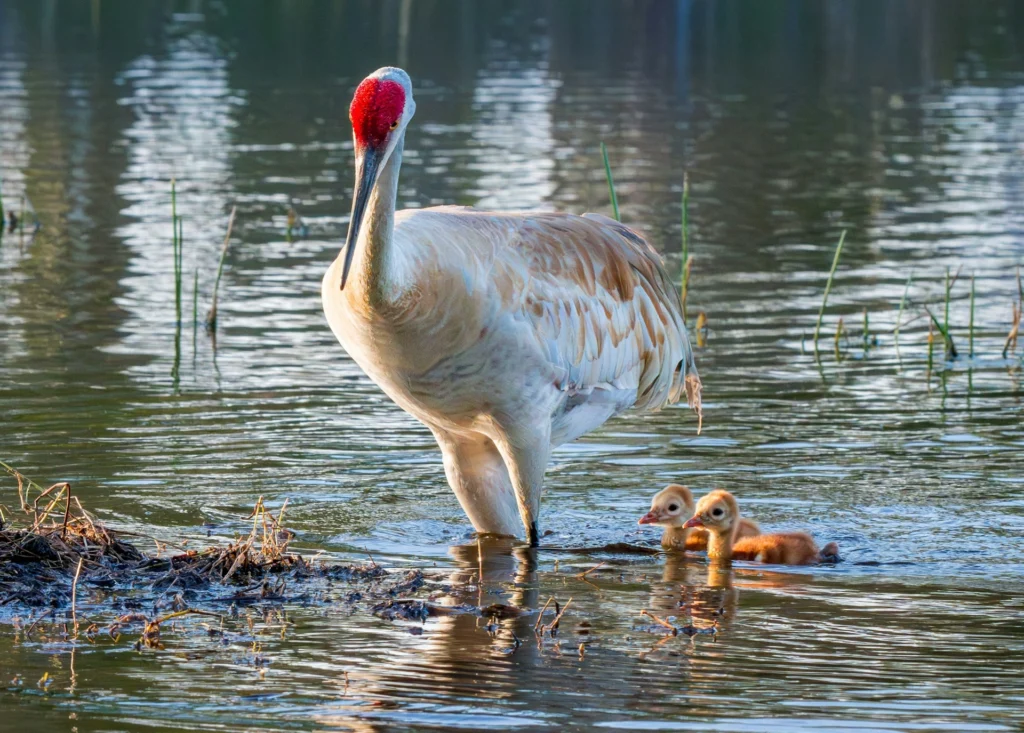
[433,429,521,537]
[494,424,551,548]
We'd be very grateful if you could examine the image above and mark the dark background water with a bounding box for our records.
[1,1,1023,731]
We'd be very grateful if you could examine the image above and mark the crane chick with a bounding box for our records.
[639,484,760,552]
[684,489,839,565]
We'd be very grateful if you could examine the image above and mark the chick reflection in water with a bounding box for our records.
[645,551,740,630]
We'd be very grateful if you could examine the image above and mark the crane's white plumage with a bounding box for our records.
[323,67,701,546]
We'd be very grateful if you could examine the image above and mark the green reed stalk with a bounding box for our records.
[813,229,847,351]
[925,306,958,358]
[926,322,935,382]
[969,274,975,358]
[863,308,869,351]
[19,196,25,235]
[681,173,691,315]
[206,206,237,332]
[681,173,689,274]
[600,142,620,222]
[943,267,952,359]
[176,217,184,326]
[894,272,912,351]
[192,268,199,339]
[171,179,181,325]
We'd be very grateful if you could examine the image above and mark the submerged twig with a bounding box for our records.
[534,597,554,631]
[640,609,678,635]
[543,597,573,633]
[70,557,83,636]
[575,562,605,580]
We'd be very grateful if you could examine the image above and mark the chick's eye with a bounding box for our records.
[711,507,724,517]
[667,504,678,512]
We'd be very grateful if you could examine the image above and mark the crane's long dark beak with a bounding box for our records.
[339,146,382,290]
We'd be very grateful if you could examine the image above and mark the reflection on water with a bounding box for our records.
[1,0,1024,730]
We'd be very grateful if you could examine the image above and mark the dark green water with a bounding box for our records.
[2,1,1024,730]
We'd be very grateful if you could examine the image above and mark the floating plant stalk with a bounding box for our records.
[862,308,870,351]
[813,229,847,352]
[600,142,620,222]
[19,196,25,235]
[206,206,238,332]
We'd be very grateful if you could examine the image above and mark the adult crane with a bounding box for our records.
[322,67,701,547]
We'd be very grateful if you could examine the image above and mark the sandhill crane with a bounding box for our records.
[322,67,702,547]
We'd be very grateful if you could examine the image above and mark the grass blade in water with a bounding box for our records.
[192,268,199,347]
[943,267,952,359]
[925,306,958,359]
[813,230,847,353]
[207,206,238,332]
[680,173,692,321]
[171,179,182,326]
[969,274,975,358]
[894,272,912,362]
[600,142,620,223]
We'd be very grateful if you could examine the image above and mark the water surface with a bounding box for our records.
[1,1,1023,730]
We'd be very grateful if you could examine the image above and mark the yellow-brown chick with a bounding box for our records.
[684,489,838,565]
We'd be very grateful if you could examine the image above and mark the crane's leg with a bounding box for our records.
[432,429,521,537]
[492,423,551,548]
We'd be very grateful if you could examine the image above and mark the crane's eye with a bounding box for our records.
[711,507,724,517]
[667,504,679,512]
[389,120,399,130]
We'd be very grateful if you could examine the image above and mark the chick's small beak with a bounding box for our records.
[638,511,662,526]
[683,516,704,529]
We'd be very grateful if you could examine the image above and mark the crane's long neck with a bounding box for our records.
[349,137,404,306]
